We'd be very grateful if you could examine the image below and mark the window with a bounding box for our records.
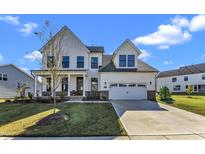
[128,84,136,87]
[184,76,188,81]
[119,55,126,67]
[91,78,98,91]
[91,57,98,69]
[110,83,118,88]
[119,84,127,87]
[198,85,205,92]
[0,73,2,80]
[194,85,198,92]
[77,56,84,68]
[128,55,135,67]
[3,74,7,81]
[62,56,69,68]
[62,77,68,92]
[46,77,51,92]
[172,77,177,82]
[47,56,54,68]
[138,84,146,87]
[173,85,180,91]
[202,74,205,80]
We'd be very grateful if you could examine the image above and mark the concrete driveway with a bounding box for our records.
[111,100,205,140]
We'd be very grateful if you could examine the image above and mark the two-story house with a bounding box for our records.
[157,63,205,93]
[32,26,158,100]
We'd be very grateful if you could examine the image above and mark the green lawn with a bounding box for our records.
[157,94,205,116]
[0,102,126,137]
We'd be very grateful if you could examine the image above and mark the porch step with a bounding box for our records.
[69,96,83,101]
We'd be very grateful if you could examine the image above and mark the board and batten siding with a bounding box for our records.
[0,65,41,98]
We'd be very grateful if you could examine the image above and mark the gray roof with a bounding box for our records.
[87,46,104,53]
[157,63,205,78]
[99,55,158,72]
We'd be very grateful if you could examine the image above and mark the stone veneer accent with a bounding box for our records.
[99,91,109,100]
[147,91,156,101]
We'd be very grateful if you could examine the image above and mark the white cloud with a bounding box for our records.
[0,53,4,63]
[163,60,173,65]
[0,15,20,25]
[19,22,38,36]
[171,15,189,28]
[138,49,151,61]
[133,24,192,49]
[24,51,42,62]
[158,45,170,50]
[189,15,205,32]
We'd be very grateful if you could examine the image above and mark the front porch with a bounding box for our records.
[32,70,87,97]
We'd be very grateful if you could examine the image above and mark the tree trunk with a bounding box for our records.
[53,76,56,114]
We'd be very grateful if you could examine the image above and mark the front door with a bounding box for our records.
[76,77,83,95]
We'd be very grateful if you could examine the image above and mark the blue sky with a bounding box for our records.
[0,14,205,72]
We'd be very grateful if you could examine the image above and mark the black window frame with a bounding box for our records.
[91,57,98,69]
[46,77,51,92]
[119,55,126,67]
[172,77,177,82]
[47,56,55,68]
[91,78,98,91]
[173,85,181,91]
[0,73,2,80]
[128,55,135,67]
[184,76,188,81]
[62,56,69,68]
[77,56,84,68]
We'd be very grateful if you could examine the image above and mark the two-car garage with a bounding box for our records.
[109,83,147,100]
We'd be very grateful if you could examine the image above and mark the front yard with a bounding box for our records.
[157,94,205,116]
[0,102,126,137]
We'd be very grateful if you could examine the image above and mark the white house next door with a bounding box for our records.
[109,83,147,100]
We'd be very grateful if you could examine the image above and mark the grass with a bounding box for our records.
[157,94,205,116]
[0,102,126,137]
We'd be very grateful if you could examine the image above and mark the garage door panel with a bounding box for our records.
[109,84,147,100]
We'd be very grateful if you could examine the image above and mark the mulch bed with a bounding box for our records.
[36,112,69,126]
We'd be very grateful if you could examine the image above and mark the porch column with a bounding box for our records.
[83,74,86,97]
[68,74,71,96]
[34,75,37,97]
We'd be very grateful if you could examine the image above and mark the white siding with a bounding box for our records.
[113,42,139,69]
[157,73,205,92]
[99,72,156,91]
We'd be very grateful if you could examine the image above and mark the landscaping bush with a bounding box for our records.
[28,92,33,101]
[159,86,171,101]
[186,85,193,97]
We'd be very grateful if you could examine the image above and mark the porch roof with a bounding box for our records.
[31,69,88,76]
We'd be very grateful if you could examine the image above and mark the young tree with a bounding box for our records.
[16,82,30,99]
[159,86,171,101]
[35,21,63,114]
[186,85,193,97]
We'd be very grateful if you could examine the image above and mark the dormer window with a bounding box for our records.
[119,55,126,67]
[128,55,135,67]
[77,56,84,68]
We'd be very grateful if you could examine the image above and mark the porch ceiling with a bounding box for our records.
[31,69,88,76]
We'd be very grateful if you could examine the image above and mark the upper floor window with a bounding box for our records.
[202,74,205,80]
[47,56,54,68]
[172,77,177,82]
[62,56,69,68]
[0,73,7,81]
[128,55,135,67]
[119,55,126,67]
[184,76,188,81]
[77,56,84,68]
[91,57,98,69]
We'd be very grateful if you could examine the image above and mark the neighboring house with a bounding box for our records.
[157,63,205,93]
[0,64,41,98]
[32,26,158,100]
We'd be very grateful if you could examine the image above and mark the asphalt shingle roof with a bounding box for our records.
[99,55,158,72]
[157,63,205,78]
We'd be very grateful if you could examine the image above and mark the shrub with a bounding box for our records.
[186,85,193,97]
[28,92,33,101]
[159,86,171,101]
